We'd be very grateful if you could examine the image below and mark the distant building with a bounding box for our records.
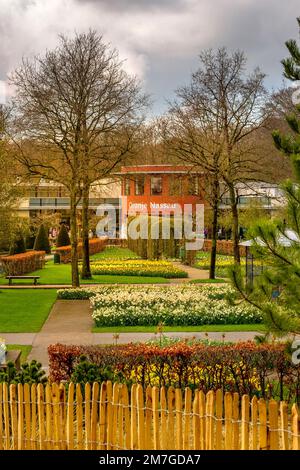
[116,165,204,217]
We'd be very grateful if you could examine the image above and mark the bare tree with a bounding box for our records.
[10,31,147,286]
[166,48,269,263]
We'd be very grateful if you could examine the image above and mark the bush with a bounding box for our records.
[56,238,106,263]
[0,250,45,275]
[70,355,115,388]
[0,360,47,385]
[56,224,71,248]
[10,233,26,255]
[57,288,96,300]
[48,342,300,403]
[34,224,51,254]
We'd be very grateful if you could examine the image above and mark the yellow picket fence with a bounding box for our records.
[0,381,299,450]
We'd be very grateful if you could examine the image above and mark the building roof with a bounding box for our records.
[115,165,203,175]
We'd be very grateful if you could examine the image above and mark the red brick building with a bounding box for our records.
[118,165,204,216]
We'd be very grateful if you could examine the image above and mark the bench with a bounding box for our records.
[0,350,22,370]
[6,275,40,285]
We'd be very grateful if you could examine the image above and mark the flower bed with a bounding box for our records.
[87,259,187,278]
[57,285,262,326]
[48,342,299,402]
[55,238,106,263]
[0,251,45,275]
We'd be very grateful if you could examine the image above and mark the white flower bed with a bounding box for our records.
[85,285,262,327]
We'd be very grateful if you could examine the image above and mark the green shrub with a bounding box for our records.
[10,233,26,255]
[56,224,71,248]
[34,224,51,254]
[57,288,95,300]
[0,360,47,385]
[70,355,115,388]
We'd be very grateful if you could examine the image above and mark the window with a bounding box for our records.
[135,176,145,195]
[124,177,131,196]
[187,176,199,195]
[169,176,182,196]
[151,176,163,195]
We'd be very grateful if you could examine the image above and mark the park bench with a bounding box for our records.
[0,350,22,370]
[6,275,40,286]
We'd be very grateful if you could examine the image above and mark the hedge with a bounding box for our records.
[48,342,300,403]
[0,251,45,275]
[202,240,247,257]
[55,238,107,263]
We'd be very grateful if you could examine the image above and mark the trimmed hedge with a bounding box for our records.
[48,342,300,402]
[56,224,70,248]
[55,238,107,263]
[202,240,246,257]
[0,251,45,275]
[34,224,51,254]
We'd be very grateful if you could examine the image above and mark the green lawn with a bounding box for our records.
[0,261,168,285]
[92,324,267,333]
[90,247,140,260]
[6,344,32,362]
[0,289,56,332]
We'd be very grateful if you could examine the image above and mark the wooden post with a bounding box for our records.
[225,392,233,450]
[251,396,258,450]
[193,390,200,450]
[145,385,153,450]
[17,383,24,450]
[84,383,91,450]
[241,394,249,450]
[259,398,267,450]
[106,381,113,450]
[205,390,214,450]
[175,388,183,450]
[136,384,145,450]
[76,384,84,450]
[111,382,120,450]
[90,382,99,450]
[232,393,239,450]
[269,400,279,450]
[31,384,37,450]
[291,404,300,450]
[152,386,160,450]
[3,383,10,450]
[280,401,289,451]
[130,384,137,450]
[37,383,45,450]
[199,390,206,450]
[183,387,192,450]
[215,389,223,450]
[123,384,131,450]
[0,384,3,450]
[160,387,167,450]
[167,387,175,450]
[67,382,75,450]
[9,384,18,450]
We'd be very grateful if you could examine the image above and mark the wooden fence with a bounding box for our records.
[0,382,299,450]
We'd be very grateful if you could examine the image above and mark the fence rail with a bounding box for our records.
[0,382,299,450]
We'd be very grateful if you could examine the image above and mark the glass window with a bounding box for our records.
[151,176,163,195]
[124,177,131,196]
[187,176,199,195]
[135,176,145,195]
[169,176,182,196]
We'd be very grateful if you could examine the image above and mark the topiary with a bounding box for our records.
[10,233,26,255]
[33,224,51,254]
[56,224,71,247]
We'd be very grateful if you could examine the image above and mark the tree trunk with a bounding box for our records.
[228,183,240,263]
[81,183,91,279]
[70,191,80,287]
[209,177,219,279]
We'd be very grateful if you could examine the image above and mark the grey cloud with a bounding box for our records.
[0,0,299,113]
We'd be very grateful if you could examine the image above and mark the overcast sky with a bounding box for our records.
[0,0,299,114]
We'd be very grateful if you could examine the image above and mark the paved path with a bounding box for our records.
[27,300,93,367]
